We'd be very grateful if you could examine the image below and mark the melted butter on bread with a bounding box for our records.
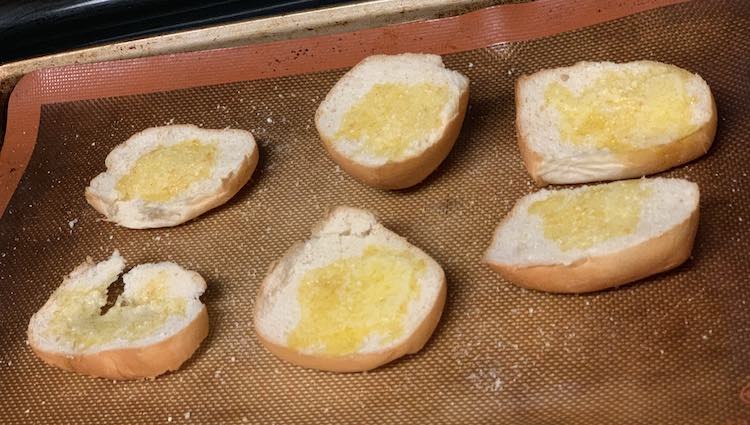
[334,83,450,160]
[545,65,698,152]
[529,180,653,251]
[116,139,216,202]
[46,272,186,349]
[287,245,425,355]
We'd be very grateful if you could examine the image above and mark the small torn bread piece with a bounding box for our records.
[484,178,700,293]
[27,251,208,380]
[315,53,469,189]
[254,207,446,372]
[516,61,717,185]
[86,125,258,229]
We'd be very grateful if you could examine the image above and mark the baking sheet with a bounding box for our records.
[1,1,749,423]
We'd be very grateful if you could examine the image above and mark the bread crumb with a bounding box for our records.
[24,409,30,414]
[68,218,78,230]
[468,368,503,394]
[468,62,474,68]
[266,117,273,124]
[184,412,191,420]
[167,416,172,422]
[154,236,161,241]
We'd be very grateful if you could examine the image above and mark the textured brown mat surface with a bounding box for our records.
[1,1,750,423]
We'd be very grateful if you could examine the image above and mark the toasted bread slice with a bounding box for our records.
[484,178,699,293]
[27,251,208,380]
[315,54,469,189]
[86,125,258,228]
[516,61,716,185]
[254,207,446,372]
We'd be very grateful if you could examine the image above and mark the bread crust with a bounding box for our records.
[253,207,447,372]
[483,207,699,293]
[316,72,469,190]
[85,125,259,229]
[29,307,209,380]
[515,63,718,186]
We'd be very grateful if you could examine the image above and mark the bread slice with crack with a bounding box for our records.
[315,53,469,189]
[254,207,446,372]
[86,124,258,229]
[483,178,699,293]
[516,61,716,185]
[27,251,208,380]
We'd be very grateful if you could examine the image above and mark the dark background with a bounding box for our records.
[0,0,353,63]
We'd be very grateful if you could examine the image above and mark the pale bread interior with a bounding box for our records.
[28,251,206,355]
[316,53,469,167]
[518,61,713,157]
[255,207,444,355]
[485,178,699,267]
[86,124,256,226]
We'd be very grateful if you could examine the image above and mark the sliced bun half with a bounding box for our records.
[28,251,208,380]
[516,61,717,185]
[483,178,700,293]
[254,207,447,372]
[315,53,469,189]
[86,125,259,229]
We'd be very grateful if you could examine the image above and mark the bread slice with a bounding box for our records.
[86,125,259,229]
[254,207,446,372]
[315,54,469,189]
[27,251,208,380]
[516,61,717,185]
[483,178,699,293]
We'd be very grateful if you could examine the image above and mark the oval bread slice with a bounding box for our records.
[27,251,208,380]
[315,53,469,189]
[254,207,446,372]
[483,178,699,293]
[516,61,717,185]
[86,125,259,229]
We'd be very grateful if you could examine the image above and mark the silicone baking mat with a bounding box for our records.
[1,0,749,423]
